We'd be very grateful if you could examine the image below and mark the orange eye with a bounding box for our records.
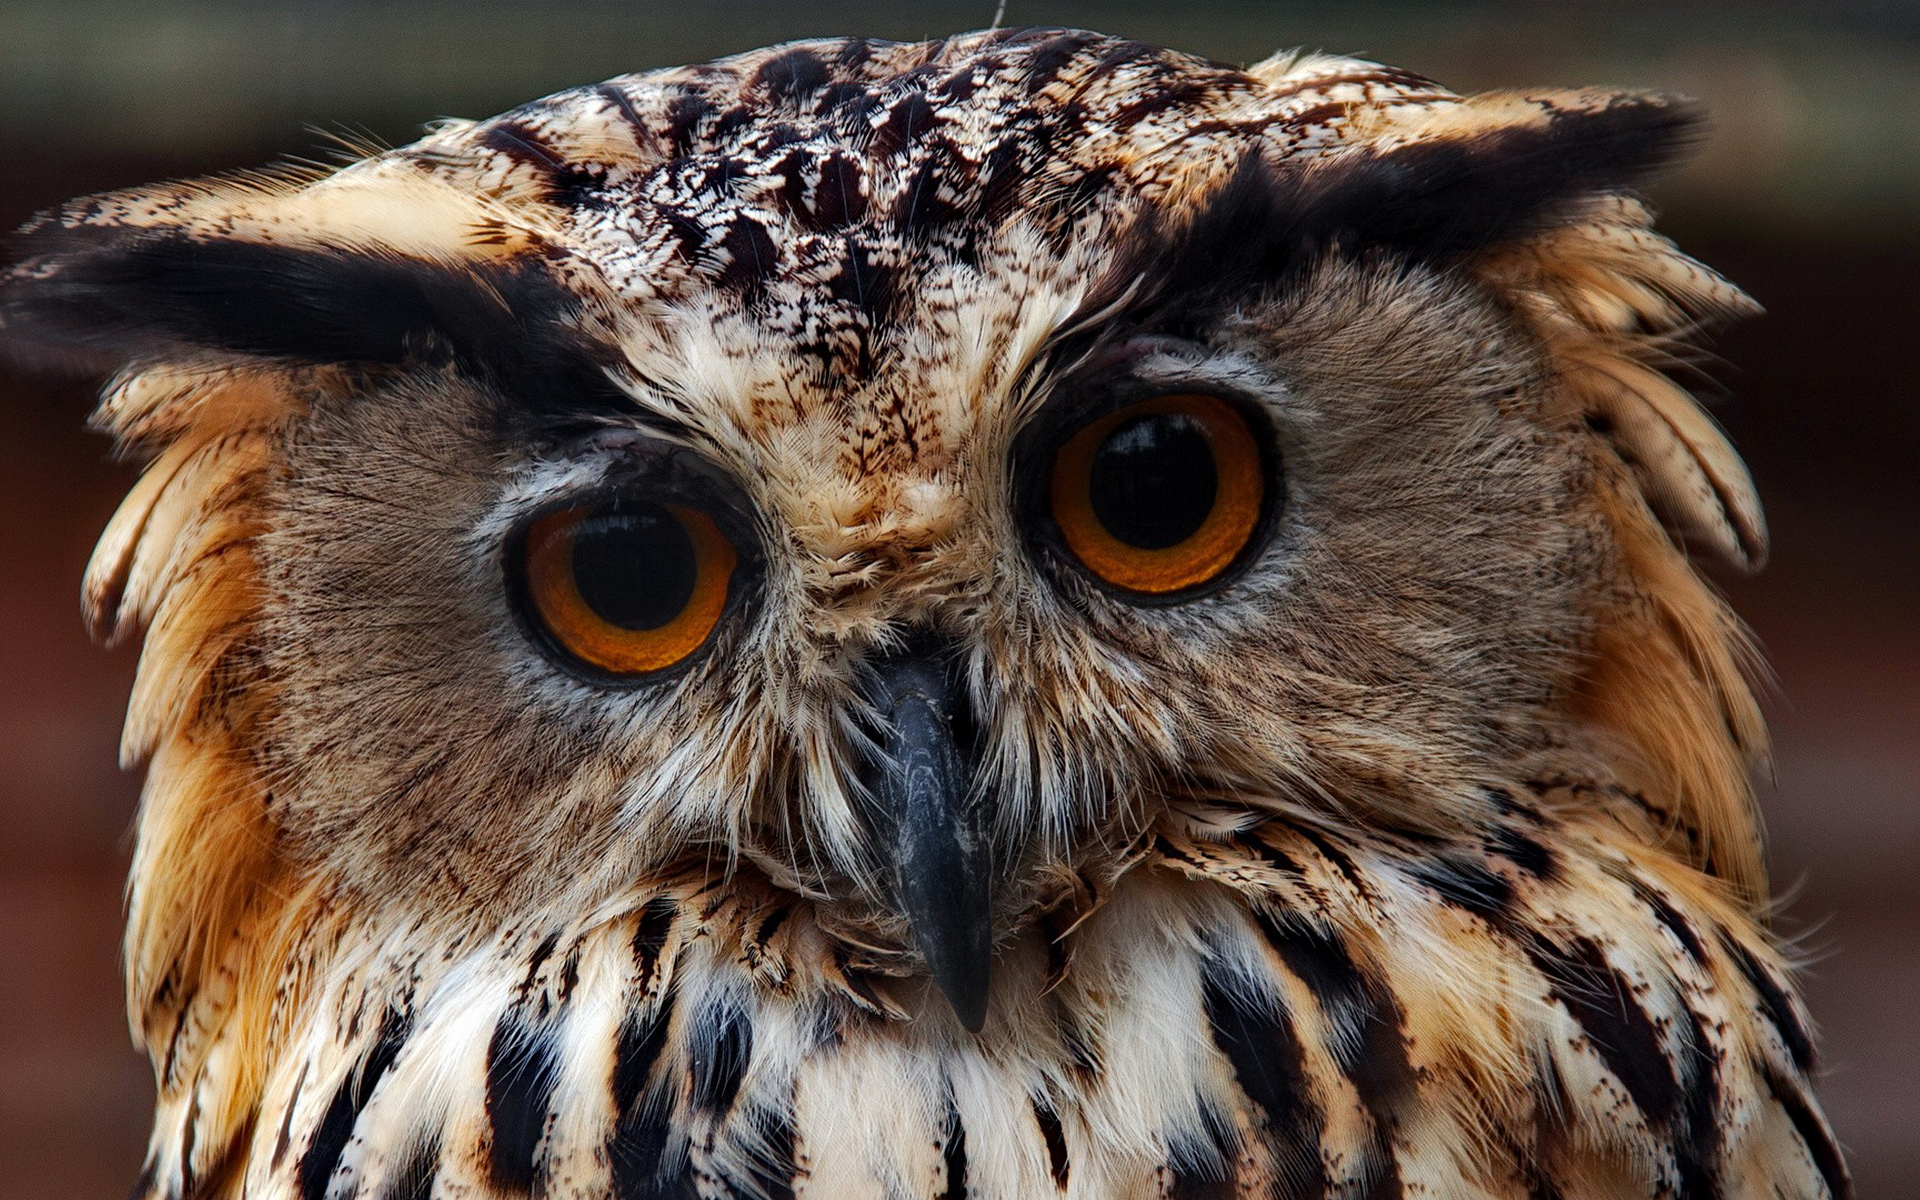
[519,500,736,678]
[1049,393,1269,596]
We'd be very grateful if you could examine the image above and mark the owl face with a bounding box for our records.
[6,29,1765,1027]
[260,250,1588,915]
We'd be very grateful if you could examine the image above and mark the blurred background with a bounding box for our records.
[1,1,1914,1195]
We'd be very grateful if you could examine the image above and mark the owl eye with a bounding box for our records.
[516,499,737,679]
[1047,393,1271,596]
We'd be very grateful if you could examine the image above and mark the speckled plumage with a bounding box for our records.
[4,28,1846,1200]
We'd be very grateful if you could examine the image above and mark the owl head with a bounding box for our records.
[4,29,1767,1032]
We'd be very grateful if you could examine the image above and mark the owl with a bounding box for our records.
[2,26,1849,1200]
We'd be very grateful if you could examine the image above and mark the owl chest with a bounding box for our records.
[205,838,1806,1200]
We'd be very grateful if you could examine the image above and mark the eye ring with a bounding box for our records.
[514,497,738,681]
[1045,392,1273,598]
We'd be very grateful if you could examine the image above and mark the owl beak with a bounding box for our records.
[863,636,994,1032]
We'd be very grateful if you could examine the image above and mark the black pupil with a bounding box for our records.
[1088,413,1218,549]
[570,505,697,630]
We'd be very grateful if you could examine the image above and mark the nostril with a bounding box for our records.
[862,629,960,709]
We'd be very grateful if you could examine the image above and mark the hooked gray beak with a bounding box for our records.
[862,635,994,1032]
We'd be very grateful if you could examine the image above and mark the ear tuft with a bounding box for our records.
[2,161,561,375]
[7,229,537,367]
[1307,88,1705,263]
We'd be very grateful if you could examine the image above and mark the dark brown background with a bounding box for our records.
[2,2,1915,1196]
